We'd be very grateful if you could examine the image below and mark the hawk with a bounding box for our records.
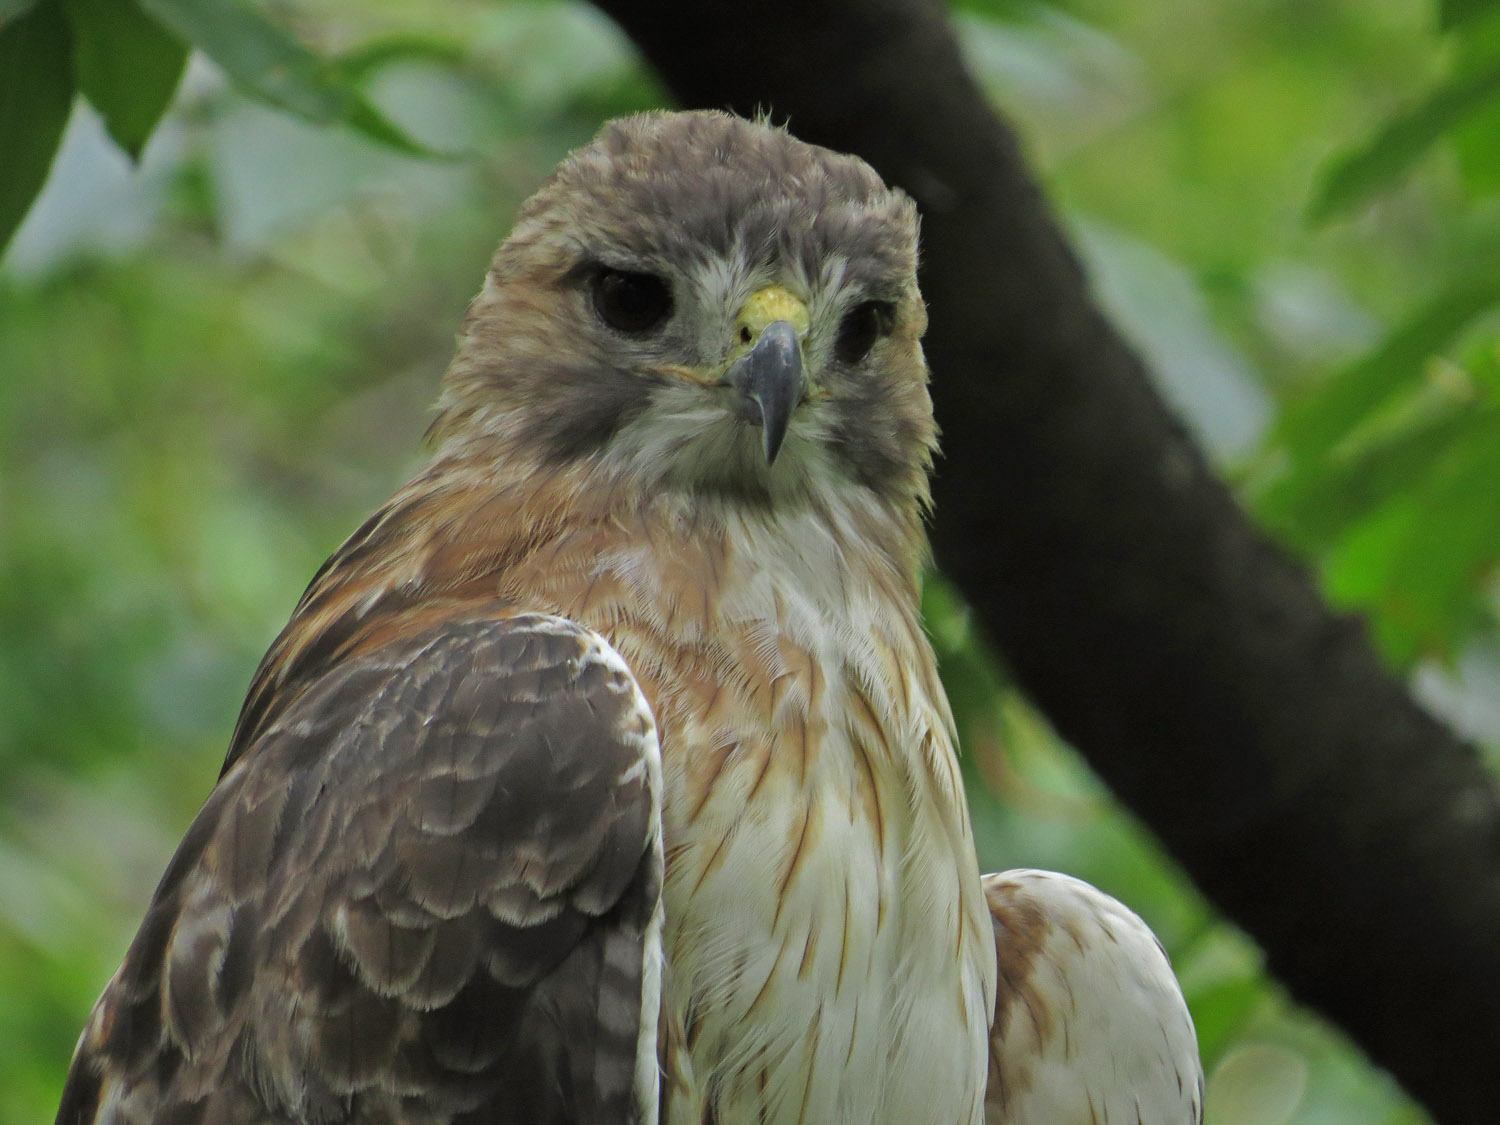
[57,111,1201,1123]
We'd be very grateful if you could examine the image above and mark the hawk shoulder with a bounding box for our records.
[57,612,663,1125]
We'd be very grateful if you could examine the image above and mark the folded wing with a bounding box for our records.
[57,613,663,1125]
[983,868,1203,1125]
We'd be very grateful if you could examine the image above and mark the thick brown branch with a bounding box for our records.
[593,0,1500,1118]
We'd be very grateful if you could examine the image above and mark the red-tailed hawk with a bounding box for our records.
[57,110,1201,1123]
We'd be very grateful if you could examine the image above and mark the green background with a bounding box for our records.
[5,0,1500,1120]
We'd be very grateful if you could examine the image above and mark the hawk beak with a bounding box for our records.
[726,285,810,465]
[727,319,805,465]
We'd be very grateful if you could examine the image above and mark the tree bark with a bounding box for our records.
[592,0,1500,1119]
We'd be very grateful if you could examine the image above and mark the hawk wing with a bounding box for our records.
[57,613,663,1125]
[983,869,1204,1124]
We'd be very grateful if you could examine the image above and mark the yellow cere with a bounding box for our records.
[735,285,811,344]
[654,286,814,388]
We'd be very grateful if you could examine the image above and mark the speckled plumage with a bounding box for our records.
[58,111,1199,1125]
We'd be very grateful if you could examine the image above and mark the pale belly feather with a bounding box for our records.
[548,499,996,1123]
[658,722,991,1124]
[638,525,992,1123]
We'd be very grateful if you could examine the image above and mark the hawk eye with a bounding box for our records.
[592,268,673,334]
[834,300,896,365]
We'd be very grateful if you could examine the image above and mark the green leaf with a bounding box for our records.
[1271,272,1500,462]
[1307,55,1500,223]
[137,0,433,156]
[1255,271,1500,563]
[1187,974,1265,1068]
[332,32,468,84]
[62,0,187,160]
[1441,0,1499,31]
[1451,10,1500,192]
[0,0,40,25]
[1453,96,1500,193]
[1264,400,1473,552]
[0,0,75,262]
[1324,412,1500,664]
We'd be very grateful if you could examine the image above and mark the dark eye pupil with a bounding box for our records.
[835,301,895,364]
[593,268,672,333]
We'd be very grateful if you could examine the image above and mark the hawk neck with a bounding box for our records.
[223,456,931,771]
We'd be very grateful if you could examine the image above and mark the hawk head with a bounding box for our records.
[432,111,935,511]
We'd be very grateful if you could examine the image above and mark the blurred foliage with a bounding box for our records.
[2,0,1498,1121]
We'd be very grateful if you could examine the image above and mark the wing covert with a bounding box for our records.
[58,613,663,1125]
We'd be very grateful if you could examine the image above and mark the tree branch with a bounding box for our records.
[592,0,1500,1118]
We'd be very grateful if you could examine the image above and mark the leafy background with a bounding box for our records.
[4,0,1500,1120]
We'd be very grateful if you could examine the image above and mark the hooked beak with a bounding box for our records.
[726,319,805,464]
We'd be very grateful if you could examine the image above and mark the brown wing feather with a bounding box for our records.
[58,614,662,1125]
